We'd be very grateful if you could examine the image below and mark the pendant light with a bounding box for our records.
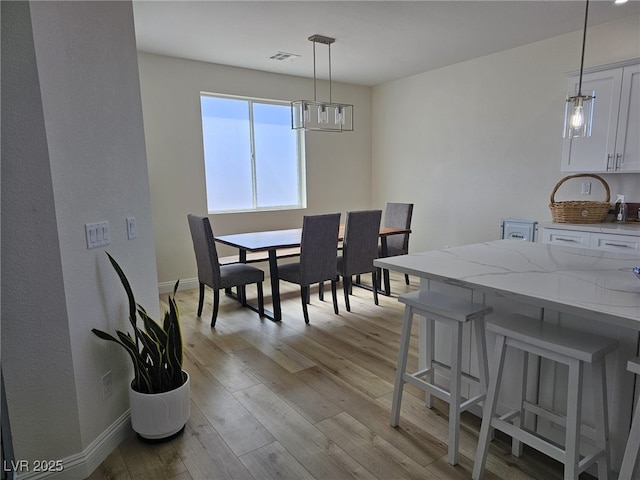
[291,35,354,132]
[563,0,595,139]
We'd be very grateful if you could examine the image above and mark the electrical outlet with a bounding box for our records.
[102,371,113,399]
[581,182,591,195]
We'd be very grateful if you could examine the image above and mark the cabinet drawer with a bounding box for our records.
[542,229,590,248]
[589,233,640,252]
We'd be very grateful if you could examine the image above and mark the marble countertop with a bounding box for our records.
[539,222,640,235]
[374,240,640,330]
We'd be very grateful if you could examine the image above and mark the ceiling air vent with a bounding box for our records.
[269,51,300,62]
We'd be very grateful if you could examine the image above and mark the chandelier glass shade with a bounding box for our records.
[563,0,595,139]
[291,35,354,132]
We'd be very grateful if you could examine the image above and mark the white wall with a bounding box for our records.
[372,14,640,252]
[2,1,159,476]
[137,53,373,287]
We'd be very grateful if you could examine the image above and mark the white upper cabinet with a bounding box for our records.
[561,62,640,173]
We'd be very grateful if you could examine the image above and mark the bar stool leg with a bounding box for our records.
[448,321,463,465]
[424,317,435,408]
[564,358,583,480]
[473,334,507,480]
[592,358,610,480]
[390,306,414,427]
[619,395,640,479]
[474,318,489,397]
[512,351,529,457]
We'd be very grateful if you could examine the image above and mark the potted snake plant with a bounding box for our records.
[92,252,189,441]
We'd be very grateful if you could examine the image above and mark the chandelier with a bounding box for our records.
[291,35,354,132]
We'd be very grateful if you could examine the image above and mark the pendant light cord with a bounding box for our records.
[328,43,332,103]
[312,40,317,102]
[577,0,589,95]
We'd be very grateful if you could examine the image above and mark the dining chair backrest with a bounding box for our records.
[384,202,414,254]
[299,213,341,286]
[341,210,382,276]
[187,214,221,287]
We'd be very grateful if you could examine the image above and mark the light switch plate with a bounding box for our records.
[85,221,110,249]
[126,217,137,240]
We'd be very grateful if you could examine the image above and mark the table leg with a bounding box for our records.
[381,237,391,296]
[268,250,281,321]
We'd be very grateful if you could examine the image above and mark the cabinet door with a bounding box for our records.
[561,68,623,173]
[614,64,640,172]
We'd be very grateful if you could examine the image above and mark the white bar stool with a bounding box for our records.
[619,357,640,479]
[472,314,618,480]
[390,290,493,465]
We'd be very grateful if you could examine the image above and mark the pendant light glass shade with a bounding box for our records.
[562,0,595,139]
[563,91,595,138]
[291,35,354,132]
[291,100,353,132]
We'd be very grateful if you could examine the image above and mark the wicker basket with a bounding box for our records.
[549,174,611,224]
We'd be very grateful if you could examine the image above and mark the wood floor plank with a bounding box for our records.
[282,333,394,399]
[171,401,254,480]
[239,441,315,480]
[182,324,260,392]
[234,383,377,479]
[231,345,343,424]
[86,445,132,480]
[117,431,187,480]
[295,365,447,468]
[236,328,317,373]
[183,352,275,456]
[315,412,440,480]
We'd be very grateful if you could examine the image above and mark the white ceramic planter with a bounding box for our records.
[129,372,190,440]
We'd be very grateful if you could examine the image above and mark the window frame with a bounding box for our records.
[200,92,307,215]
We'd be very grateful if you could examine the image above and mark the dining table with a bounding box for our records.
[215,225,411,321]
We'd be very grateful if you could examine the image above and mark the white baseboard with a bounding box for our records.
[158,277,199,294]
[16,411,131,480]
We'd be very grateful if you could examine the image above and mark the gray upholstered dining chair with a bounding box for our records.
[278,213,341,324]
[338,210,382,312]
[187,214,264,327]
[378,202,414,291]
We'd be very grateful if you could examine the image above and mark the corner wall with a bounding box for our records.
[2,2,159,476]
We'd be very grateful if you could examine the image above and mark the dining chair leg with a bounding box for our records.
[240,285,247,306]
[343,276,352,312]
[197,283,205,317]
[301,286,310,324]
[318,282,324,301]
[331,280,339,315]
[211,289,220,327]
[405,274,410,285]
[257,282,264,317]
[372,271,379,305]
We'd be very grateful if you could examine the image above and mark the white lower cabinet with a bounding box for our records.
[542,226,640,252]
[542,228,590,248]
[589,232,640,252]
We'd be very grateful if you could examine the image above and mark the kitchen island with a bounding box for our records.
[375,239,640,473]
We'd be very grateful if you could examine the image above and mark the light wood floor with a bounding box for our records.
[88,272,580,480]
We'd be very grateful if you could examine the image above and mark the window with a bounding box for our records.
[200,94,306,213]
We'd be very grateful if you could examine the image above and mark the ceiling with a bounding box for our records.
[132,1,640,87]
